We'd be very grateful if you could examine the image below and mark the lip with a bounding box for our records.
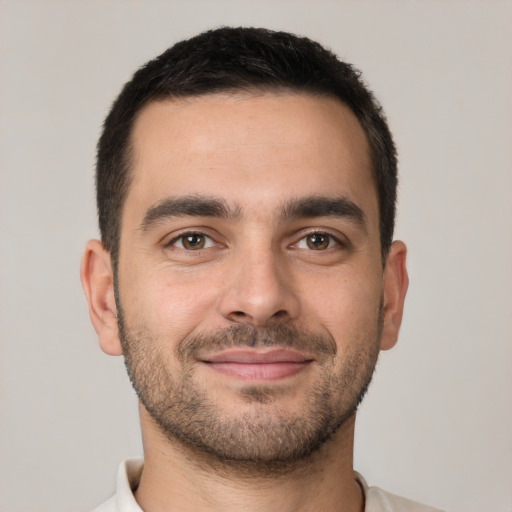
[201,349,313,381]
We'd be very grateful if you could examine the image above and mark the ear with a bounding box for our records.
[380,240,409,351]
[80,239,123,356]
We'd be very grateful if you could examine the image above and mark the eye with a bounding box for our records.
[170,233,215,250]
[296,232,339,251]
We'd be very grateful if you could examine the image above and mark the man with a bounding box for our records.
[81,27,441,512]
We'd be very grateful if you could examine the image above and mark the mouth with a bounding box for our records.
[201,349,314,381]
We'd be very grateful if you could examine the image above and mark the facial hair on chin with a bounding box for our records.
[117,303,382,474]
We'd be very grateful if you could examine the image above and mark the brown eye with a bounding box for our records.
[182,234,205,250]
[306,233,331,250]
[172,233,214,250]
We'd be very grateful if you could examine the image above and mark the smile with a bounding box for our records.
[201,349,314,381]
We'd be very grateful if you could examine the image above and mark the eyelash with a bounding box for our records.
[294,231,343,251]
[168,232,216,250]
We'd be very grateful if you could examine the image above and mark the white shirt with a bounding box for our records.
[93,459,444,512]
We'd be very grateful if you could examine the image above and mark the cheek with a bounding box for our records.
[121,266,221,340]
[301,267,382,345]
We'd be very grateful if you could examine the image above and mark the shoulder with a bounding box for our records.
[356,473,444,512]
[91,458,144,512]
[366,486,445,512]
[91,495,117,512]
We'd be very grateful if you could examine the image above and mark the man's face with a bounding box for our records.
[114,93,394,467]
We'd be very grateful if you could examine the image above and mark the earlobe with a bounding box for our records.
[80,239,123,356]
[380,240,409,351]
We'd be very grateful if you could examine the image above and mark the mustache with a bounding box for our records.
[177,324,337,363]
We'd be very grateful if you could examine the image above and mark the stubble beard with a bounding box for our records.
[117,304,382,475]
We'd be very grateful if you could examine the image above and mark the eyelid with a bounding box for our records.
[164,229,218,250]
[291,229,348,250]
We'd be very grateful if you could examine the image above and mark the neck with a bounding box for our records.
[134,406,364,512]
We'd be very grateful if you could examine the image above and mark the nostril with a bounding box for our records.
[233,311,246,317]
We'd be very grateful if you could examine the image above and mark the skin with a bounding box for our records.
[81,92,408,512]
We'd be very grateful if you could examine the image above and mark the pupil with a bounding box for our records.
[308,234,328,250]
[184,234,204,249]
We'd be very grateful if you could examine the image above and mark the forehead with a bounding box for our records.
[125,92,376,224]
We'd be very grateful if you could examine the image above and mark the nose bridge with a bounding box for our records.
[218,234,299,326]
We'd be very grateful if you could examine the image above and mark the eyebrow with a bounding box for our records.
[138,193,367,232]
[139,195,241,232]
[281,195,367,230]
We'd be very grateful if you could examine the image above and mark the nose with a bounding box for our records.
[218,246,300,327]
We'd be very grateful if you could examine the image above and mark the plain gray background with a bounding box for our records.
[1,1,511,511]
